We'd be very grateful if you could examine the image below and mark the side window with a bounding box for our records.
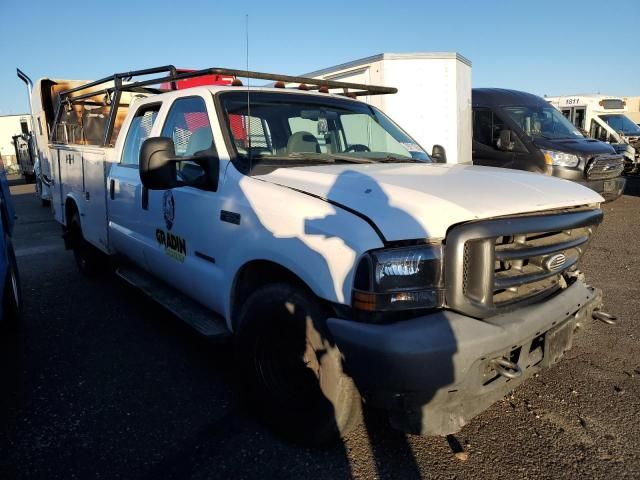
[161,97,215,186]
[161,97,213,157]
[473,109,505,149]
[121,104,160,166]
[590,120,608,142]
[574,108,586,130]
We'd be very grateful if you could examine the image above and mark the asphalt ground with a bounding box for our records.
[0,176,639,479]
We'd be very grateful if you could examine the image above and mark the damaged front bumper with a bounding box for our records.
[327,279,602,436]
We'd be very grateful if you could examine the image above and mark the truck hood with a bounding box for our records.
[532,137,616,156]
[254,163,603,241]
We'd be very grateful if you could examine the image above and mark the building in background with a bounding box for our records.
[0,114,31,172]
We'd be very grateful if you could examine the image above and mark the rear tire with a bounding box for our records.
[68,211,105,277]
[235,282,362,445]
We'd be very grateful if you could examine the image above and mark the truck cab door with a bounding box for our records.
[471,108,514,168]
[142,95,225,313]
[107,103,161,267]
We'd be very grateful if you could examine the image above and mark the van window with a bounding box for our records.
[502,105,582,140]
[590,120,609,142]
[574,108,586,130]
[121,105,160,166]
[473,109,505,148]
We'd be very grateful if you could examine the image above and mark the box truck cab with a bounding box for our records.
[546,95,640,173]
[472,89,625,202]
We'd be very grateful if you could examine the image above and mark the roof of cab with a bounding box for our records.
[472,88,548,108]
[200,84,366,101]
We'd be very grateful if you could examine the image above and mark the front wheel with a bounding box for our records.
[235,283,362,445]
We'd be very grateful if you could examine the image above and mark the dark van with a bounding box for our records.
[472,88,625,201]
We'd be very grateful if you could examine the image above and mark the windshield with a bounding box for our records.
[219,92,430,170]
[502,105,584,140]
[598,114,640,136]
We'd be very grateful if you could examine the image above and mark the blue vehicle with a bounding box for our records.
[0,154,21,330]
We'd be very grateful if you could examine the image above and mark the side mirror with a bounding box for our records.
[431,144,447,163]
[139,137,179,190]
[497,130,515,151]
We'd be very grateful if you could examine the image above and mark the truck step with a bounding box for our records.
[116,266,231,341]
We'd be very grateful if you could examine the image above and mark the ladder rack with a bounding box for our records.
[52,65,398,146]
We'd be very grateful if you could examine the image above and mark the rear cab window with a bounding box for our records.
[121,104,161,166]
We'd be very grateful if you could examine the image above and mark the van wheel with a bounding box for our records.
[69,211,104,277]
[1,237,22,330]
[235,282,362,445]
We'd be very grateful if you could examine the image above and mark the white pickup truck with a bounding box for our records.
[26,66,610,443]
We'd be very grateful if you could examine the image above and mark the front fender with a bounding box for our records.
[219,174,384,323]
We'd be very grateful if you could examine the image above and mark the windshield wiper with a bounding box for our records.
[378,156,421,163]
[250,153,334,163]
[251,152,376,164]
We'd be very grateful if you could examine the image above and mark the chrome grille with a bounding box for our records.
[445,209,603,319]
[586,155,624,180]
[492,228,590,306]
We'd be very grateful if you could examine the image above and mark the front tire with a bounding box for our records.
[235,283,362,445]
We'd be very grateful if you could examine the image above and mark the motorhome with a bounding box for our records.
[546,95,640,173]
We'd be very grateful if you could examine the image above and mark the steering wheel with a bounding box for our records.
[344,144,371,153]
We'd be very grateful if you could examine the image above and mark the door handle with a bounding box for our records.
[66,153,74,164]
[109,179,115,200]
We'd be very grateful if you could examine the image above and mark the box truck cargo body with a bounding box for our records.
[305,53,472,164]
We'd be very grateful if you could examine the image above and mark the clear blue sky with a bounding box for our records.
[0,0,638,115]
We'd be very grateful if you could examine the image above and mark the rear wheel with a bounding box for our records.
[68,211,105,277]
[235,282,362,445]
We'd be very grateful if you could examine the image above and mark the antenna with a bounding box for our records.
[245,14,252,172]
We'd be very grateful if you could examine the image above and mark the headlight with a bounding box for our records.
[541,149,580,168]
[352,244,445,311]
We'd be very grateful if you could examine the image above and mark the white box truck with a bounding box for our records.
[305,52,472,165]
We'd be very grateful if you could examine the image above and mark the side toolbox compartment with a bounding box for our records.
[80,148,111,254]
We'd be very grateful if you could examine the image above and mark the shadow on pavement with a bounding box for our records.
[0,169,458,480]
